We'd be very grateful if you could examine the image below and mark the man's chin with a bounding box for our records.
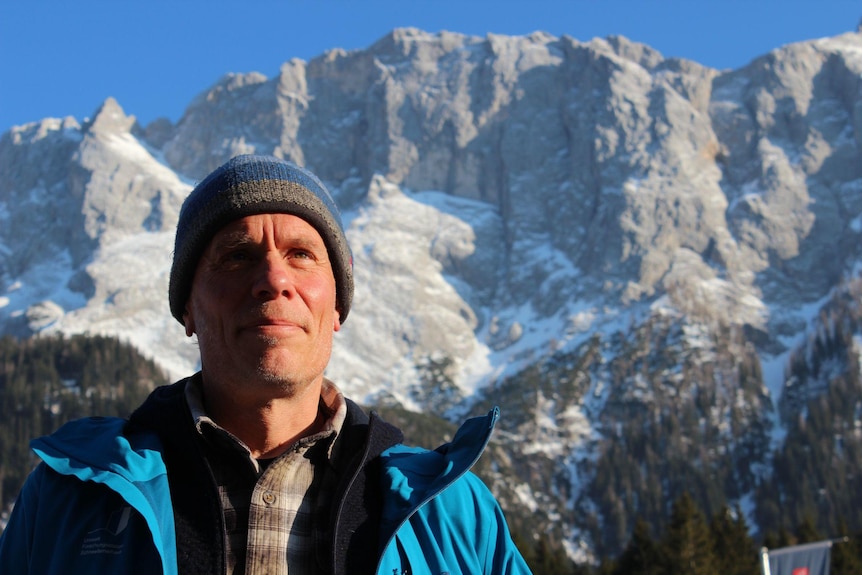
[253,358,317,393]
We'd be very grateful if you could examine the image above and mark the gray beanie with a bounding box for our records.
[169,154,353,324]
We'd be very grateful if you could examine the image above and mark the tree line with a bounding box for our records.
[0,333,168,512]
[508,491,862,574]
[601,492,862,575]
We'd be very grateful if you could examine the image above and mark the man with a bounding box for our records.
[0,155,531,574]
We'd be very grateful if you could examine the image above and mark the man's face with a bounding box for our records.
[183,213,341,398]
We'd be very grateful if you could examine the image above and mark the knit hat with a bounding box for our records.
[169,154,353,324]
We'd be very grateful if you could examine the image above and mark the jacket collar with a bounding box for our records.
[377,407,500,535]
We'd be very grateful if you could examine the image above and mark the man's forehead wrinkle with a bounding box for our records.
[210,222,326,252]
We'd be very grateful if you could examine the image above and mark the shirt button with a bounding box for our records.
[262,492,276,505]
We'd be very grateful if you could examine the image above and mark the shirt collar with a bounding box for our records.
[185,374,348,465]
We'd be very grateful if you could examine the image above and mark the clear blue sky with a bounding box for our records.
[1,1,859,133]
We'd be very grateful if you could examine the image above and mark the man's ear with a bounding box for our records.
[183,308,196,337]
[333,310,342,333]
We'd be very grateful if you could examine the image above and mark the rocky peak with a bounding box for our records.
[82,97,137,136]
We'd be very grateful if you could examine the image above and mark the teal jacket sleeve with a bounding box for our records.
[0,465,43,573]
[0,417,176,574]
[0,462,169,574]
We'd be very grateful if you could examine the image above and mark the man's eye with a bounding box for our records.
[221,250,252,264]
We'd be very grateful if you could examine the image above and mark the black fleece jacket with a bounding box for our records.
[128,375,404,575]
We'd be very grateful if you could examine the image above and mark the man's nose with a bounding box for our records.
[252,254,293,300]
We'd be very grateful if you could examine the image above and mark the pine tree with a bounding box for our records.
[533,535,574,575]
[709,505,758,575]
[510,530,537,568]
[795,514,822,544]
[662,492,718,575]
[831,520,862,575]
[613,518,664,575]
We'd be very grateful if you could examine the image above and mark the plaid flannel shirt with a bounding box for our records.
[186,379,347,575]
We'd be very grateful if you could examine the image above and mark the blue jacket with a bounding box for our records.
[0,417,176,574]
[377,408,531,574]
[0,379,530,574]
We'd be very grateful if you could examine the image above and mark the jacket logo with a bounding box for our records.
[80,505,131,556]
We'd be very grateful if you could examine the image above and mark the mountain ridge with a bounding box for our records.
[2,26,862,561]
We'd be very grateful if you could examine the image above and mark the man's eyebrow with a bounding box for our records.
[290,235,326,250]
[211,231,255,250]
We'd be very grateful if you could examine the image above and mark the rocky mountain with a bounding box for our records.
[2,26,862,562]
